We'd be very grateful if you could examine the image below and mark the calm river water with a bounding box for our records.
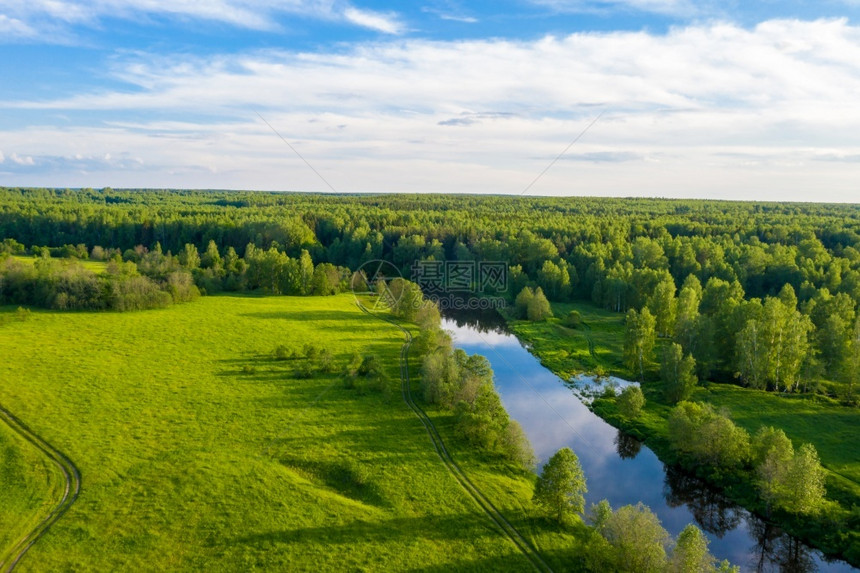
[442,312,855,573]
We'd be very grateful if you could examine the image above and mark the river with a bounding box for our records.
[441,312,855,573]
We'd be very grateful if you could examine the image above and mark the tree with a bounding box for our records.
[299,249,315,295]
[844,314,860,404]
[661,342,698,404]
[668,402,749,469]
[537,259,572,300]
[527,286,553,321]
[514,286,534,319]
[751,426,794,511]
[736,319,767,390]
[624,307,656,381]
[533,447,587,524]
[782,443,826,515]
[674,274,702,354]
[502,420,536,470]
[200,240,222,270]
[649,275,677,338]
[617,385,645,418]
[602,502,671,573]
[669,524,718,573]
[179,243,200,270]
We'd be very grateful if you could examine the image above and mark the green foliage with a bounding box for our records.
[668,401,750,469]
[669,524,721,573]
[589,501,737,573]
[734,285,813,392]
[273,344,294,360]
[617,385,645,418]
[661,342,698,404]
[514,286,534,319]
[527,286,553,321]
[751,435,828,518]
[624,306,656,381]
[563,309,582,328]
[597,501,671,572]
[533,447,587,524]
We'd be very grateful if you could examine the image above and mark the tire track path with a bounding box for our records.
[0,405,81,573]
[359,304,553,573]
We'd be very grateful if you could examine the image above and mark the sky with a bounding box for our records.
[1,1,859,201]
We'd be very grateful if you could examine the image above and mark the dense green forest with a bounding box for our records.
[2,187,859,399]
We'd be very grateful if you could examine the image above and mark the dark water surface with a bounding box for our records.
[441,312,855,572]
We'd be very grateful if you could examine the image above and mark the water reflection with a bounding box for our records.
[747,517,816,573]
[441,312,856,573]
[614,430,642,460]
[664,465,742,538]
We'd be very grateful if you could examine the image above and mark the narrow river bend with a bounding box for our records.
[442,313,855,573]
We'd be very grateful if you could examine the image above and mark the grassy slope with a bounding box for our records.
[506,300,860,560]
[0,294,566,571]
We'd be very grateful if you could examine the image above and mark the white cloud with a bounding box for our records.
[0,150,4,163]
[530,0,695,17]
[0,13,36,37]
[0,1,400,35]
[343,7,403,34]
[2,19,860,201]
[10,153,35,165]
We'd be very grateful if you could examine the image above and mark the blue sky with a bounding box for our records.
[1,1,860,201]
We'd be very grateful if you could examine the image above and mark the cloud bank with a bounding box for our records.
[1,19,859,200]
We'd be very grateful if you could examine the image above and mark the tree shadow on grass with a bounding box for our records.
[239,310,371,324]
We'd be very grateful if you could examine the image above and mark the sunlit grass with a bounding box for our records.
[0,295,572,571]
[11,255,107,274]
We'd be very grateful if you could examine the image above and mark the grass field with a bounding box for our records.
[506,302,860,536]
[11,255,107,274]
[506,302,635,381]
[0,294,582,571]
[0,420,66,565]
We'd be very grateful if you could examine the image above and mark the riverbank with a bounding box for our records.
[502,301,860,568]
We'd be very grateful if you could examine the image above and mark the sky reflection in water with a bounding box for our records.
[442,317,856,573]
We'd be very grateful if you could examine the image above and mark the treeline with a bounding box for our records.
[1,187,859,392]
[0,255,197,311]
[0,239,352,311]
[612,275,860,401]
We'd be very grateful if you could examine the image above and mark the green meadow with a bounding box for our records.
[0,419,65,565]
[0,294,580,571]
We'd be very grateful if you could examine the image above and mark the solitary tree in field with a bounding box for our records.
[534,447,587,524]
[624,307,656,381]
